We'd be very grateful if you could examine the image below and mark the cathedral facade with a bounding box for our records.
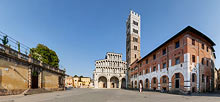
[93,52,127,88]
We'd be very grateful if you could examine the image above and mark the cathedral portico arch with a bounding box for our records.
[110,76,119,88]
[98,76,107,88]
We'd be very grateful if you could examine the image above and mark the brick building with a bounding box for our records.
[126,11,216,93]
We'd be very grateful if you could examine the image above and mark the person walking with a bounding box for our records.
[139,83,142,92]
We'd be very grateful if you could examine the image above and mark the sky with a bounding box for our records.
[0,0,220,77]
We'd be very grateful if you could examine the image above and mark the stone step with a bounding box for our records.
[24,88,51,95]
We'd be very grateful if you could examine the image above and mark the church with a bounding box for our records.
[93,52,127,88]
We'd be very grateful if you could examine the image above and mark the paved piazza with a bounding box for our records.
[0,89,220,102]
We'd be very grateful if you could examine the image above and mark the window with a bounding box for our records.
[133,20,138,26]
[146,59,148,64]
[192,73,195,82]
[162,49,166,55]
[140,62,142,67]
[175,41,180,49]
[207,46,209,52]
[133,29,138,34]
[202,44,204,49]
[175,73,180,78]
[146,69,148,73]
[134,46,137,50]
[139,72,142,75]
[175,57,180,65]
[146,79,148,88]
[135,54,136,58]
[202,58,204,65]
[163,63,166,69]
[202,74,205,82]
[153,54,156,60]
[133,37,138,42]
[192,55,195,63]
[192,39,195,45]
[162,76,166,83]
[153,78,156,84]
[207,76,209,83]
[207,60,209,66]
[153,66,156,72]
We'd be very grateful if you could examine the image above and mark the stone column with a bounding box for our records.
[169,77,172,91]
[28,67,32,88]
[38,71,43,88]
[119,79,121,89]
[107,78,111,88]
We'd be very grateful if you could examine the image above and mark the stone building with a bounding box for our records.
[73,77,80,88]
[126,11,216,93]
[72,76,91,88]
[0,44,65,95]
[65,76,74,88]
[80,77,91,88]
[93,52,127,88]
[215,68,220,90]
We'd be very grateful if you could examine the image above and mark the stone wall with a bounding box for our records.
[0,59,29,95]
[42,71,59,89]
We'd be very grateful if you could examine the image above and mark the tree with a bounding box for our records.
[1,35,9,46]
[30,44,59,68]
[74,75,78,77]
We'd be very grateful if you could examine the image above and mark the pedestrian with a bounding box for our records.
[139,83,142,92]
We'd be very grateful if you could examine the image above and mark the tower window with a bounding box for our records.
[133,37,138,42]
[175,41,180,49]
[133,20,138,26]
[207,76,209,83]
[134,46,137,50]
[133,29,138,34]
[135,54,136,58]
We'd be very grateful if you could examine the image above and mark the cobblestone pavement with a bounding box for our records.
[0,88,220,102]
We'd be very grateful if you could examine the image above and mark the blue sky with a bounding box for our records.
[0,0,220,77]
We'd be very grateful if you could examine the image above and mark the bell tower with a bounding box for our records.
[126,10,141,66]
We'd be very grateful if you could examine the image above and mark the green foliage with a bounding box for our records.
[30,44,60,68]
[79,75,83,78]
[2,35,9,46]
[32,71,38,76]
[17,41,20,52]
[74,75,78,77]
